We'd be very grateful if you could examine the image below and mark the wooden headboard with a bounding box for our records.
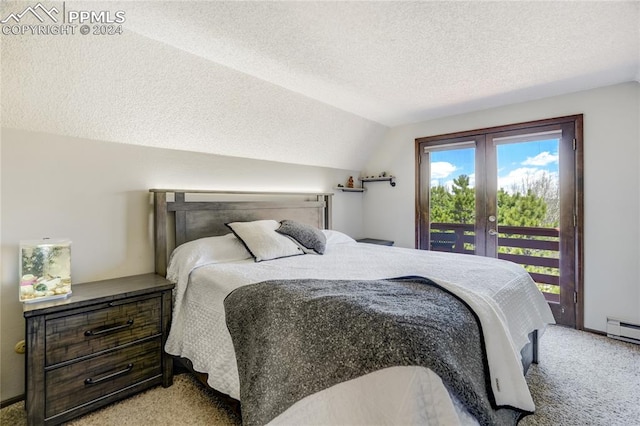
[150,189,333,276]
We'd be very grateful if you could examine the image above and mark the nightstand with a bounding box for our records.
[357,238,394,246]
[23,273,175,425]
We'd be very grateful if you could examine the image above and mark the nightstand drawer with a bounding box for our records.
[45,338,162,418]
[46,295,162,366]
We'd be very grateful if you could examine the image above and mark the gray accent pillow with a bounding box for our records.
[277,220,326,254]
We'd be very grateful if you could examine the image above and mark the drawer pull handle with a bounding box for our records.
[84,319,134,337]
[84,363,134,385]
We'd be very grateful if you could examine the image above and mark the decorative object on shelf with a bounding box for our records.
[19,238,72,303]
[346,176,354,188]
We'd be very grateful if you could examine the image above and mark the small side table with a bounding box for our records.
[23,273,174,425]
[356,238,394,246]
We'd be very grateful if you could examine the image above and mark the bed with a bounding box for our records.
[151,189,555,425]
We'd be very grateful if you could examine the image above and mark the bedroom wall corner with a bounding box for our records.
[0,128,363,402]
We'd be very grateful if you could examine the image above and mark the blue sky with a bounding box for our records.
[430,139,559,192]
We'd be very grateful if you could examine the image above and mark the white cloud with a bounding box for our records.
[522,151,558,166]
[499,168,558,193]
[430,161,456,179]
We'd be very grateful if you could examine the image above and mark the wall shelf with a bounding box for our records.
[334,187,365,192]
[359,176,396,188]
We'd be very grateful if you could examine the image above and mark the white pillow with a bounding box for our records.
[166,233,251,285]
[226,220,304,262]
[322,229,357,246]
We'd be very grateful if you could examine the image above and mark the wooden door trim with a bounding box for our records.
[416,135,483,250]
[574,115,584,330]
[415,115,583,144]
[415,114,584,330]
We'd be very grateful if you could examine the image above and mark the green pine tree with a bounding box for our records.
[451,175,475,224]
[429,185,453,223]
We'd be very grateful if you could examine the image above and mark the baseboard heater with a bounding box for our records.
[607,317,640,345]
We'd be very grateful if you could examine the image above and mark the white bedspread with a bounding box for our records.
[165,237,554,424]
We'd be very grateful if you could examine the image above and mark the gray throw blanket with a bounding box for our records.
[224,276,525,425]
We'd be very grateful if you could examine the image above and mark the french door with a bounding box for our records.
[415,115,583,328]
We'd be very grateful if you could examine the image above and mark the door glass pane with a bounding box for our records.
[495,137,560,298]
[428,147,476,254]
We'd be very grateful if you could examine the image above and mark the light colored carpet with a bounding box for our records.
[1,373,241,426]
[2,325,638,425]
[520,325,640,426]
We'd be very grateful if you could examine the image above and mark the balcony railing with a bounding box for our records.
[430,222,560,301]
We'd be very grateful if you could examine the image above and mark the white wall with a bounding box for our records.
[362,82,640,333]
[0,128,364,400]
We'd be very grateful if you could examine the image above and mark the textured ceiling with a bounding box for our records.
[124,1,640,126]
[2,1,639,170]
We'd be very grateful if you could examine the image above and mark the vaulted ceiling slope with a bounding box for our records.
[2,1,639,170]
[126,1,640,126]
